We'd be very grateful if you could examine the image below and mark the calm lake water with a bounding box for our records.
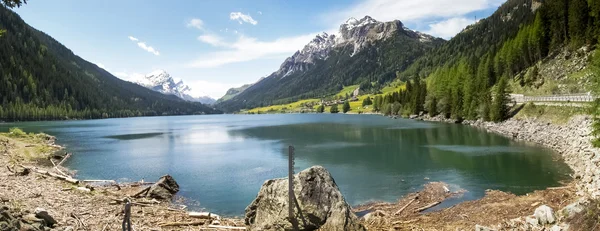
[1,114,571,216]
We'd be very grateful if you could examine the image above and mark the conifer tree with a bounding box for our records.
[491,77,511,122]
[342,101,350,113]
[330,104,339,114]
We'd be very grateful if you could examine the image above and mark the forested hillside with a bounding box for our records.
[0,6,219,121]
[395,0,600,121]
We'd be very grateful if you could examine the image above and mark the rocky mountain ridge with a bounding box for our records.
[274,16,439,79]
[133,70,216,105]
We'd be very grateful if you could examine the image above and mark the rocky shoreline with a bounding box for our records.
[410,114,599,230]
[420,114,600,199]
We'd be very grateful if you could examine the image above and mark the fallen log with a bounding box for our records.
[394,197,417,216]
[22,165,79,184]
[189,212,220,220]
[414,201,441,213]
[131,186,150,198]
[159,220,207,227]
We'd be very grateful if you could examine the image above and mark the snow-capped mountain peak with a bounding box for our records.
[132,70,216,105]
[342,15,378,31]
[268,15,440,79]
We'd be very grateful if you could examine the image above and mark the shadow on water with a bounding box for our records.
[104,132,166,140]
[229,120,572,196]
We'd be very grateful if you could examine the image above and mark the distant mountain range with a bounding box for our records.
[0,6,219,121]
[132,70,216,105]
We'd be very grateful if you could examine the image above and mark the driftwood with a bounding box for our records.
[22,165,79,184]
[207,225,246,230]
[414,201,441,212]
[131,186,150,198]
[189,212,220,220]
[57,152,72,166]
[50,159,70,177]
[547,186,572,190]
[159,220,207,227]
[394,197,417,216]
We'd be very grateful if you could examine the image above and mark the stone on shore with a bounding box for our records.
[245,165,365,231]
[148,175,180,200]
[534,205,555,225]
[34,208,56,227]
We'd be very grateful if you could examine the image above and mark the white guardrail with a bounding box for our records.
[510,93,598,103]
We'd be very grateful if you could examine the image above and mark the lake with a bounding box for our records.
[0,114,571,216]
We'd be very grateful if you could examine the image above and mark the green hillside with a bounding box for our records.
[0,6,220,121]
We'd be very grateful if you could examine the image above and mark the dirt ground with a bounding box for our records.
[354,182,577,230]
[0,133,245,230]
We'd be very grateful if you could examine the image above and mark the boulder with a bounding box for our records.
[34,208,56,227]
[245,166,365,231]
[557,200,585,219]
[147,175,179,200]
[534,205,555,225]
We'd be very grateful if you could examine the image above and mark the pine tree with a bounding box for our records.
[491,77,511,122]
[568,0,590,46]
[330,104,339,114]
[342,101,350,113]
[317,105,325,113]
[362,97,372,107]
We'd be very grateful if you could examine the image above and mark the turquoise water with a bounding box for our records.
[0,114,571,216]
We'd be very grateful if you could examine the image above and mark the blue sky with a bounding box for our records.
[15,0,503,99]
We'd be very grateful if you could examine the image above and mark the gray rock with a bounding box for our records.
[525,216,538,227]
[245,166,365,231]
[147,175,179,200]
[558,200,585,219]
[534,205,555,225]
[34,208,57,227]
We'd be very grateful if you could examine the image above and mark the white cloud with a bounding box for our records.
[187,18,204,30]
[128,36,160,56]
[136,42,160,56]
[426,17,476,39]
[198,34,229,47]
[326,0,502,28]
[114,72,144,82]
[229,12,258,25]
[188,33,316,68]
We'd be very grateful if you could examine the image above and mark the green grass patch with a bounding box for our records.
[335,85,360,97]
[245,81,406,114]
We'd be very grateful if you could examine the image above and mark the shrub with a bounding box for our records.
[8,127,26,138]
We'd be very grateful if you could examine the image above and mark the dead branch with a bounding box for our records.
[414,201,441,213]
[22,165,79,184]
[57,152,72,166]
[394,197,417,216]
